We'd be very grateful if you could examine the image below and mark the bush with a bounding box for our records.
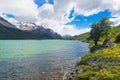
[116,34,120,43]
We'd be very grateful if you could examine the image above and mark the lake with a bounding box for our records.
[0,40,89,80]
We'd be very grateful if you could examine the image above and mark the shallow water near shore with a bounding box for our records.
[0,40,89,80]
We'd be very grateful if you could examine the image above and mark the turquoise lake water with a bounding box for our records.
[0,40,89,80]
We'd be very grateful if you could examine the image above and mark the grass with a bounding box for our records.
[71,33,90,42]
[75,44,120,80]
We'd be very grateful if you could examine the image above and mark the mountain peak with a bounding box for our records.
[19,22,62,39]
[19,23,37,30]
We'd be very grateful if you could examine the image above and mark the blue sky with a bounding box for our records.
[34,0,54,7]
[6,13,15,18]
[67,9,112,29]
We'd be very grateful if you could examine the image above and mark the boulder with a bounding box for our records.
[102,38,114,48]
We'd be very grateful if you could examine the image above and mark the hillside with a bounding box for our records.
[71,33,90,42]
[75,44,120,80]
[71,25,120,42]
[70,18,120,80]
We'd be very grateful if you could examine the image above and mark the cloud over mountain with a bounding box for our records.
[0,0,120,36]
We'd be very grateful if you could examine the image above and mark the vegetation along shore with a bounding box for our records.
[65,17,120,80]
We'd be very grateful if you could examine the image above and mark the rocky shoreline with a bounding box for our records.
[63,57,82,80]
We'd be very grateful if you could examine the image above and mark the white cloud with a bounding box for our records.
[36,18,91,36]
[38,3,54,20]
[110,17,120,26]
[0,0,39,22]
[0,0,120,36]
[108,0,120,25]
[36,0,90,36]
[73,0,120,25]
[60,26,91,36]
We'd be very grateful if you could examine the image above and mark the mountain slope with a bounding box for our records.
[0,17,41,39]
[20,23,62,39]
[0,17,16,28]
[0,23,38,39]
[0,17,62,39]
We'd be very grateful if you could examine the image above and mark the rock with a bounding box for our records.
[63,72,75,80]
[63,72,70,80]
[102,38,114,48]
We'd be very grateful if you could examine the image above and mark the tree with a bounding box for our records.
[99,17,113,39]
[90,22,101,46]
[90,17,113,46]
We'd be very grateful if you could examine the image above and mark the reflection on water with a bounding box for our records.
[0,40,89,80]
